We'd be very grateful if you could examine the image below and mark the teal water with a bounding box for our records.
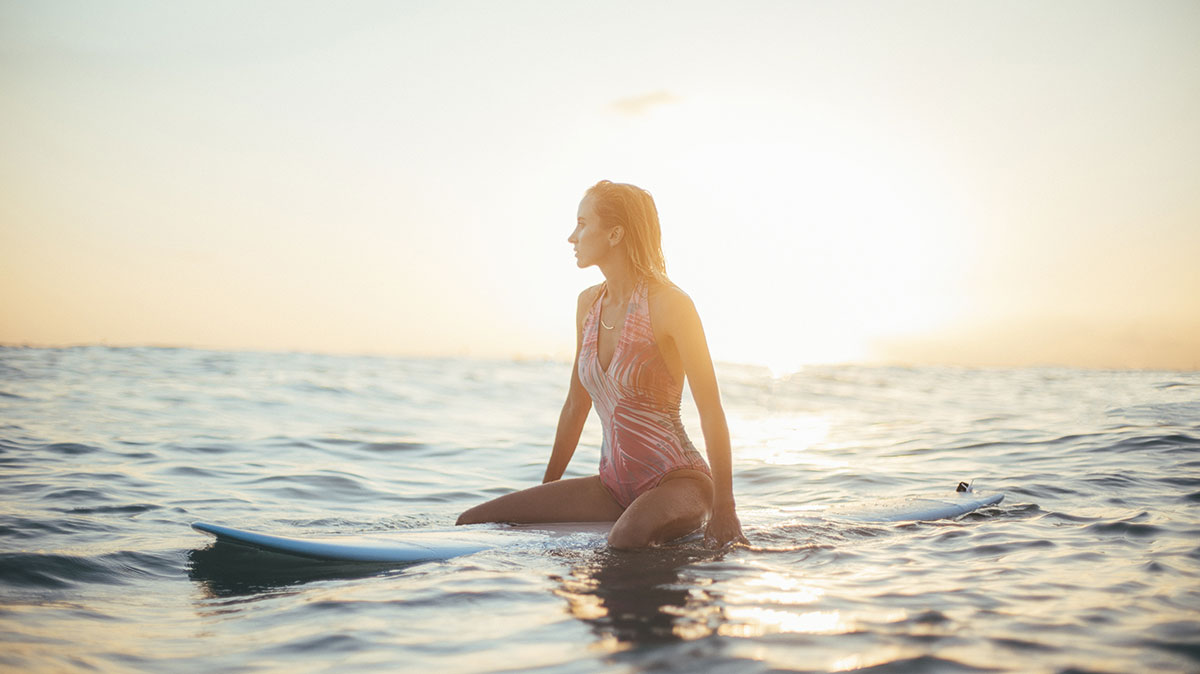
[1,346,1198,672]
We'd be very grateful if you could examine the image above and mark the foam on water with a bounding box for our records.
[1,346,1198,673]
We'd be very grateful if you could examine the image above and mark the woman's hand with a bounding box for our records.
[703,503,749,549]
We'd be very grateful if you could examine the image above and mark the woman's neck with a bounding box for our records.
[599,258,638,304]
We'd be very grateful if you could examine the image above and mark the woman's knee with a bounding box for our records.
[606,480,710,549]
[455,505,483,526]
[607,513,699,549]
[606,520,651,549]
[456,500,501,525]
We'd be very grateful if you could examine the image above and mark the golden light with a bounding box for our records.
[719,608,850,637]
[604,95,978,370]
[729,414,845,467]
[729,571,826,605]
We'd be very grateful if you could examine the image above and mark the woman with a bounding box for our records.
[457,180,747,550]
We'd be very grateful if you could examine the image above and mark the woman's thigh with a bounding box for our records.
[456,475,625,525]
[607,471,713,549]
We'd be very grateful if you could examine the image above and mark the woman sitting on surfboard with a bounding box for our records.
[457,180,747,550]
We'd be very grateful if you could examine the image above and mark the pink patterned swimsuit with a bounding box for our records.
[578,278,711,508]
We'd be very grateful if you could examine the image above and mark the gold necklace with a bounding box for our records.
[599,282,631,330]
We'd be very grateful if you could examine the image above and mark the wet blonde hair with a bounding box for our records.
[584,180,668,282]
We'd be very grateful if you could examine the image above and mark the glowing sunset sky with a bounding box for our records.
[2,1,1197,371]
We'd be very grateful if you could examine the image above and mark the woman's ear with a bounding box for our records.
[609,226,624,247]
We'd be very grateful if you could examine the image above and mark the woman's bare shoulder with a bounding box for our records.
[647,280,696,318]
[576,284,604,319]
[578,284,604,307]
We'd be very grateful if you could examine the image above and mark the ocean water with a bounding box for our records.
[1,346,1198,673]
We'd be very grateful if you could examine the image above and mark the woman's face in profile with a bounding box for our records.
[570,197,611,268]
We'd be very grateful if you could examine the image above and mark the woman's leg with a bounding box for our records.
[607,470,713,549]
[456,475,625,525]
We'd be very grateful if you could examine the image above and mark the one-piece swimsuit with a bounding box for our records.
[578,277,711,508]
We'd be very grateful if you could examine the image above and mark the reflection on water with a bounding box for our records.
[553,544,728,648]
[187,542,404,600]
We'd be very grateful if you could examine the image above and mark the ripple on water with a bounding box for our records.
[0,516,115,540]
[166,442,240,456]
[242,473,389,503]
[161,465,241,480]
[359,440,427,453]
[1084,516,1164,538]
[1141,621,1200,665]
[0,550,178,590]
[63,504,162,516]
[42,442,101,456]
[41,488,118,504]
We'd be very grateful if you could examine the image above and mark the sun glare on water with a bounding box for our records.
[729,414,844,468]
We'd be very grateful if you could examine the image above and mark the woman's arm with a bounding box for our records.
[660,287,748,548]
[542,287,598,483]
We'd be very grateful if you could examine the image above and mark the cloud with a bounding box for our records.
[609,90,682,116]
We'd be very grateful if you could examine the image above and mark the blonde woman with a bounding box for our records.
[458,181,746,549]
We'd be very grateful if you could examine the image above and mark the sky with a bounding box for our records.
[2,0,1198,371]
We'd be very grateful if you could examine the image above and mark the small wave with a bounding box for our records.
[1157,475,1200,488]
[1108,432,1200,454]
[243,473,388,502]
[1108,402,1200,426]
[360,441,426,453]
[1009,483,1083,498]
[0,515,115,539]
[1036,510,1102,524]
[65,503,161,516]
[290,516,367,529]
[168,443,238,456]
[42,442,100,456]
[0,550,177,590]
[990,636,1058,653]
[1085,519,1163,538]
[1082,473,1143,489]
[58,470,143,483]
[0,437,31,452]
[41,488,116,503]
[279,633,374,655]
[1139,637,1200,664]
[851,654,998,672]
[163,465,237,479]
[289,381,353,396]
[906,609,950,625]
[311,437,360,446]
[1056,550,1108,563]
[954,538,1055,560]
[1153,381,1196,390]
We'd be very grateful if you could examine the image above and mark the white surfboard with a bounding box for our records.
[824,489,1004,523]
[192,486,1003,563]
[190,521,611,564]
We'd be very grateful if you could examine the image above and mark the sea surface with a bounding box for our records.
[1,346,1198,673]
